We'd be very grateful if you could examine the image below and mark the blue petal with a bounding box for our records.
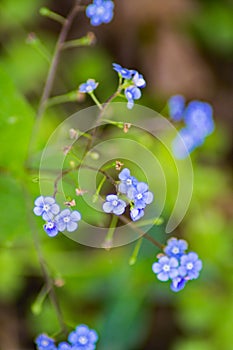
[103,202,113,213]
[70,211,81,221]
[67,221,78,232]
[136,182,148,193]
[157,271,169,281]
[33,206,43,216]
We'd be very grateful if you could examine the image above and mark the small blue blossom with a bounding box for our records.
[35,334,56,350]
[184,101,214,138]
[79,79,98,93]
[131,71,146,88]
[86,0,114,26]
[55,209,81,232]
[164,237,188,258]
[57,343,71,350]
[152,256,179,281]
[130,208,144,221]
[68,324,98,350]
[33,196,60,221]
[178,252,203,280]
[43,221,59,237]
[168,95,186,121]
[103,194,126,215]
[172,127,204,159]
[170,276,187,292]
[118,168,138,194]
[127,182,153,209]
[112,63,132,79]
[125,86,142,109]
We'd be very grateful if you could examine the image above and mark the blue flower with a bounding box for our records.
[112,63,132,80]
[79,79,98,93]
[58,343,71,350]
[178,252,203,280]
[86,0,114,26]
[164,237,188,258]
[35,334,56,350]
[170,276,187,292]
[168,95,186,121]
[184,101,214,138]
[103,194,126,215]
[172,127,204,159]
[55,209,81,232]
[152,256,179,281]
[125,86,142,109]
[127,182,153,209]
[130,208,144,221]
[33,196,60,221]
[43,221,59,237]
[132,71,146,88]
[118,168,138,194]
[68,324,98,350]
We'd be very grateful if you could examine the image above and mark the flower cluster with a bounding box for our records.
[102,168,153,221]
[35,324,98,350]
[86,0,114,26]
[152,237,202,292]
[113,63,146,109]
[168,95,214,158]
[33,196,81,237]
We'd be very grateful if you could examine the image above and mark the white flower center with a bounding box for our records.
[41,340,49,346]
[126,179,132,185]
[63,216,70,223]
[78,336,88,345]
[43,204,50,212]
[47,222,54,229]
[172,247,179,254]
[163,264,170,272]
[187,262,193,270]
[96,6,105,15]
[112,200,118,206]
[137,193,143,200]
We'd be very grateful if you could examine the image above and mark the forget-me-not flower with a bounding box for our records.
[33,196,60,221]
[86,0,114,26]
[43,221,59,237]
[35,334,56,350]
[164,237,188,259]
[55,209,81,232]
[68,324,98,350]
[103,194,126,215]
[152,256,179,281]
[184,100,214,138]
[127,182,153,209]
[178,252,203,280]
[79,79,98,93]
[130,208,144,222]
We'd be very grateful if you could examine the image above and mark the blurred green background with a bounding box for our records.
[0,0,233,349]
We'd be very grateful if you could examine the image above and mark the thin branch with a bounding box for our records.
[118,215,164,250]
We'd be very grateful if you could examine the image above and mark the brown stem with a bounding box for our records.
[119,215,164,250]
